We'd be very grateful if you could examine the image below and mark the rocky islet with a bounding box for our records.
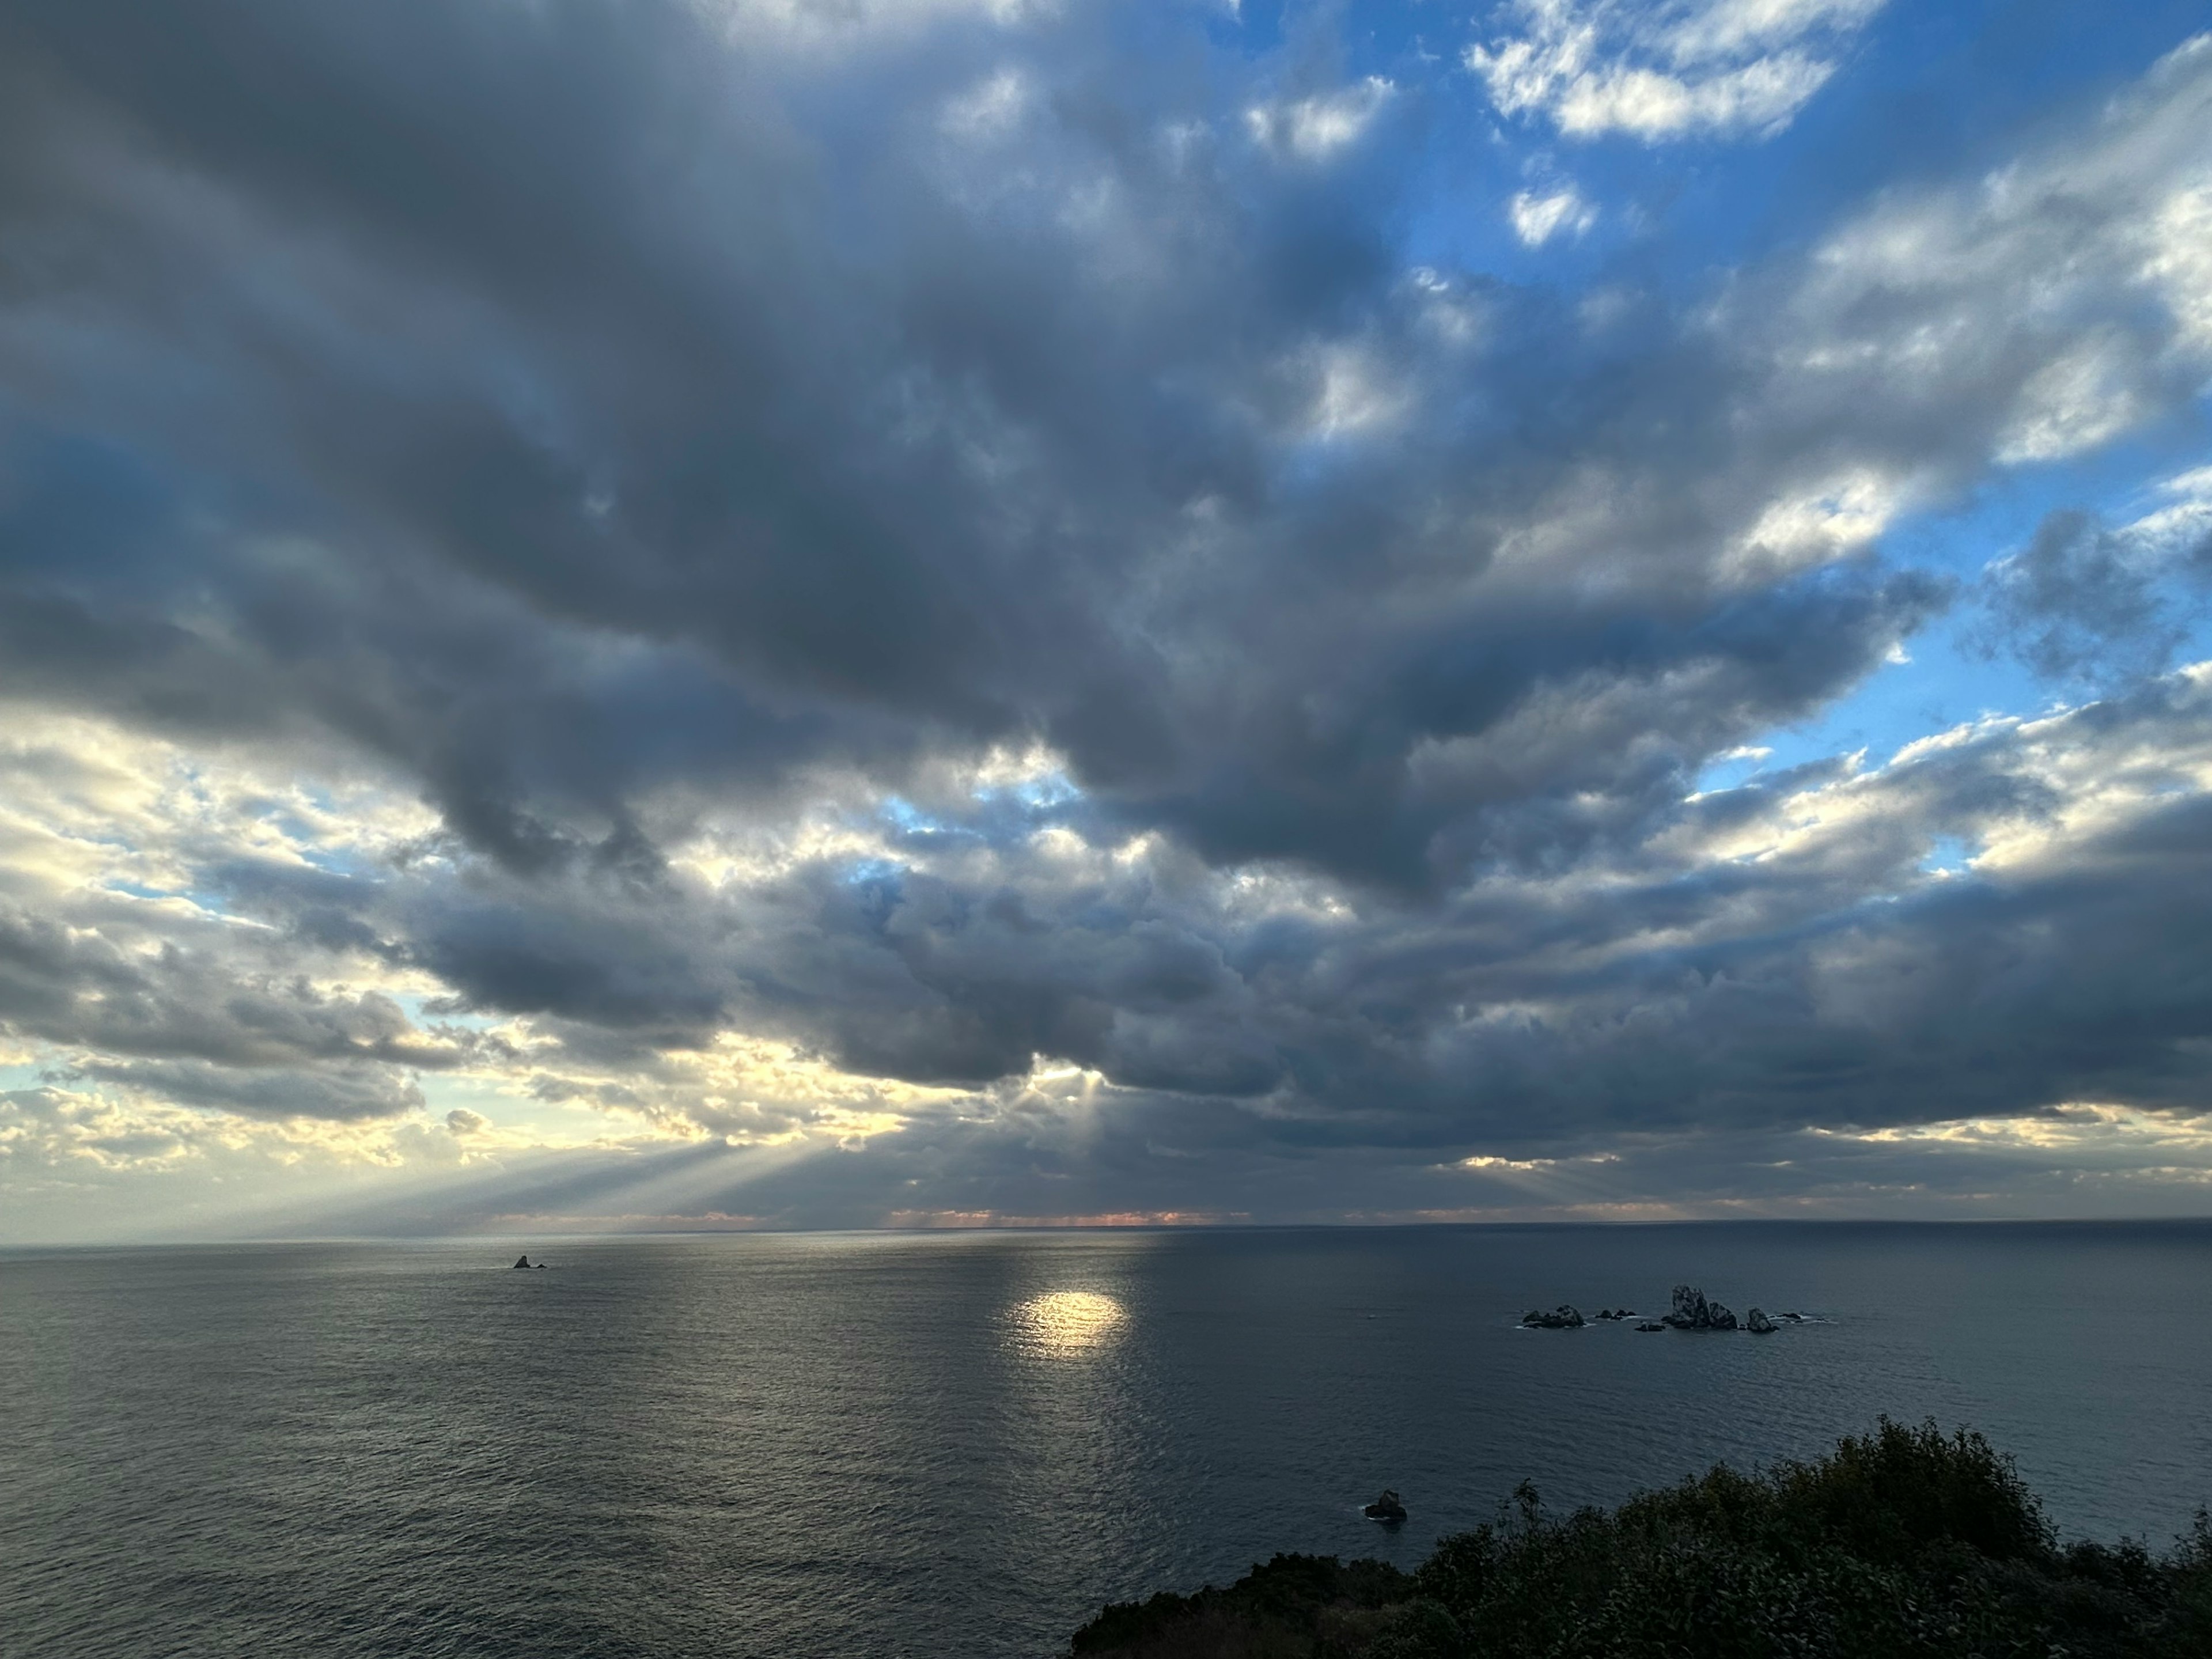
[1519,1285,1806,1333]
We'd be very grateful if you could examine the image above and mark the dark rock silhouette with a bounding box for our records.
[1635,1321,1665,1331]
[512,1255,547,1270]
[1746,1308,1778,1334]
[1661,1284,1737,1330]
[1520,1305,1585,1329]
[1363,1489,1407,1524]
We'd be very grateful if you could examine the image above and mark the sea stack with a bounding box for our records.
[1662,1285,1737,1330]
[513,1254,533,1270]
[1363,1488,1407,1524]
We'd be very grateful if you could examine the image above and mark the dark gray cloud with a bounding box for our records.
[0,0,1954,887]
[1979,503,2212,688]
[0,896,459,1118]
[3,1,2212,1228]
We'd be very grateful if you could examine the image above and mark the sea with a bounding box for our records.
[4,1222,2209,1658]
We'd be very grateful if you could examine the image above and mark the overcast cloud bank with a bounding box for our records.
[3,0,2211,1238]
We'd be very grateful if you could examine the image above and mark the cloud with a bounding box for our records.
[1990,510,2172,682]
[1246,77,1396,161]
[1508,184,1597,246]
[1468,0,1887,141]
[1,2,2211,1234]
[1977,468,2212,688]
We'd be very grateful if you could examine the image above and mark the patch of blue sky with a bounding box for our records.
[868,771,1084,851]
[1742,618,2050,783]
[839,856,908,888]
[877,795,948,836]
[102,877,177,902]
[286,842,384,879]
[997,768,1082,811]
[393,993,502,1033]
[1363,2,2211,298]
[1743,418,2212,779]
[1921,834,1974,877]
[100,877,255,923]
[414,1069,610,1142]
[0,1059,54,1094]
[1691,745,1777,796]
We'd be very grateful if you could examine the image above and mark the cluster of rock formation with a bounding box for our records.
[1519,1304,1585,1328]
[1520,1285,1806,1333]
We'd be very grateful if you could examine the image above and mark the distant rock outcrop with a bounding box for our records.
[1746,1308,1777,1334]
[1521,1305,1585,1329]
[1662,1285,1737,1330]
[512,1255,547,1270]
[1635,1321,1665,1332]
[1363,1488,1407,1524]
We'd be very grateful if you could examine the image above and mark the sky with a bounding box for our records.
[3,0,2212,1241]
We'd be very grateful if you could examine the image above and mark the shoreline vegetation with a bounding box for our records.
[1069,1421,2211,1658]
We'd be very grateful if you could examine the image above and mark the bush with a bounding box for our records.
[1069,1421,2209,1658]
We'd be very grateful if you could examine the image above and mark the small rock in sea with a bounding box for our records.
[1745,1308,1777,1334]
[513,1254,533,1270]
[1635,1321,1665,1332]
[1363,1488,1408,1524]
[1521,1304,1586,1329]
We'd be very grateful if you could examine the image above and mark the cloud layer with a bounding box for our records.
[2,1,2211,1236]
[1468,0,1887,141]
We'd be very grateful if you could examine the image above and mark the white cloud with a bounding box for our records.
[1300,342,1410,440]
[1467,0,1885,142]
[1768,34,2212,480]
[1509,183,1598,246]
[1995,333,2150,464]
[941,66,1032,137]
[1246,77,1395,161]
[1729,468,1897,579]
[2130,465,2212,550]
[695,0,1045,51]
[2143,180,2212,353]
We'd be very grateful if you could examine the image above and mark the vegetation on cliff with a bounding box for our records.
[1071,1420,2212,1658]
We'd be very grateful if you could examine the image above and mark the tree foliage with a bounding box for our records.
[1071,1420,2212,1658]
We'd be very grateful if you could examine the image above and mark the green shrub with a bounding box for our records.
[1070,1421,2209,1658]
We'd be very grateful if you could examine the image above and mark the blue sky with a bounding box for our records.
[3,0,2212,1239]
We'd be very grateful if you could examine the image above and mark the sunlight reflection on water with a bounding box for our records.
[1009,1289,1126,1356]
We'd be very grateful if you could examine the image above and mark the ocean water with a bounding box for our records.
[4,1222,2209,1658]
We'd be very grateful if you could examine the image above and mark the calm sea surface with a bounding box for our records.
[5,1222,2210,1657]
